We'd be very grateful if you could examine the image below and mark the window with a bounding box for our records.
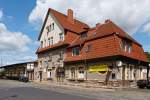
[49,25,51,31]
[81,33,87,38]
[79,70,84,74]
[40,41,43,48]
[121,40,132,53]
[48,54,52,61]
[59,51,63,60]
[59,33,64,41]
[44,61,48,68]
[46,23,54,33]
[85,44,92,52]
[127,43,132,53]
[52,23,54,30]
[46,26,50,33]
[48,37,53,45]
[111,73,116,79]
[39,61,42,68]
[48,38,50,46]
[72,47,80,56]
[50,37,53,45]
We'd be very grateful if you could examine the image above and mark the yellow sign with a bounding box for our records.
[89,64,108,72]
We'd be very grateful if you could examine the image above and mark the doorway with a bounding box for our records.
[39,71,42,82]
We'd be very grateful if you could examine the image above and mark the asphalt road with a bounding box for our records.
[0,87,95,100]
[0,80,150,100]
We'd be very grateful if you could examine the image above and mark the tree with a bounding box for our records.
[147,53,150,61]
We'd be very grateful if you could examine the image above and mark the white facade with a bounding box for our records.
[40,13,64,48]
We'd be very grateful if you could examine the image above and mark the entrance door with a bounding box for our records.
[39,72,42,82]
[78,67,85,79]
[47,69,52,79]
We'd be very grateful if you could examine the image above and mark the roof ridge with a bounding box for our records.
[49,8,89,28]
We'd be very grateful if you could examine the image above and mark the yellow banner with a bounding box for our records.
[89,64,108,72]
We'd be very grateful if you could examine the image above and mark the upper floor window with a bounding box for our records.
[46,26,50,33]
[72,47,80,56]
[41,41,43,48]
[59,33,64,41]
[44,61,48,68]
[46,23,54,33]
[52,23,54,30]
[81,33,87,38]
[121,40,132,53]
[48,37,53,46]
[50,37,53,45]
[48,38,50,46]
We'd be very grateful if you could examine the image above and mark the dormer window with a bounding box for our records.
[85,44,92,52]
[121,40,132,53]
[72,47,80,56]
[81,33,87,38]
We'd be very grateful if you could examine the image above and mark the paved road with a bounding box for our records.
[0,80,95,100]
[0,80,150,100]
[0,87,96,100]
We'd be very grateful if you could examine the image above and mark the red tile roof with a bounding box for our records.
[38,8,89,40]
[36,41,69,54]
[69,20,141,48]
[37,8,148,63]
[65,20,148,63]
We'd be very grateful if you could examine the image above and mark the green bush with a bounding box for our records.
[148,53,150,61]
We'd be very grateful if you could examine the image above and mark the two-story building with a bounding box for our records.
[36,8,149,86]
[65,20,149,86]
[36,8,89,81]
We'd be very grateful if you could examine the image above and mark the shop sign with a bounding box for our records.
[89,64,108,72]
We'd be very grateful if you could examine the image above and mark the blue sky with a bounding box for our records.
[0,0,150,65]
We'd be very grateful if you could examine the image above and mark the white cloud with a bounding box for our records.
[0,23,31,52]
[143,23,150,35]
[29,0,150,35]
[0,9,37,66]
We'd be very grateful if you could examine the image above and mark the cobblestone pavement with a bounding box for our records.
[0,79,150,100]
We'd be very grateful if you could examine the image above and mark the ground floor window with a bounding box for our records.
[111,73,116,79]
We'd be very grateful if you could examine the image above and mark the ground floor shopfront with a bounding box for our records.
[64,57,149,86]
[34,66,65,82]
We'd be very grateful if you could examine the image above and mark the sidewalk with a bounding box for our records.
[32,80,132,92]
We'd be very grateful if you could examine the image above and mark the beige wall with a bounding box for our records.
[65,61,148,82]
[37,48,66,81]
[40,13,64,47]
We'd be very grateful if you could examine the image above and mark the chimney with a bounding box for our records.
[67,9,74,24]
[96,23,101,30]
[105,19,111,23]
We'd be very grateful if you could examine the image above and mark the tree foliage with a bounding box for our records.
[147,53,150,61]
